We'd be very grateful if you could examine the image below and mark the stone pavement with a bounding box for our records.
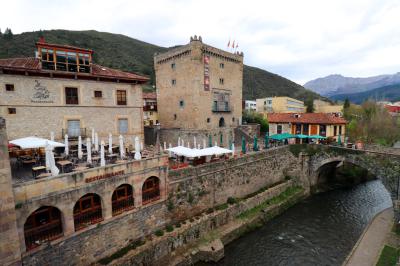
[344,207,394,266]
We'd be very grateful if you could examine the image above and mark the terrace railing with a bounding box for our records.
[73,206,103,231]
[24,220,63,250]
[142,189,160,205]
[112,197,134,216]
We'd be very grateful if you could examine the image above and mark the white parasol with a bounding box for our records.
[100,141,105,167]
[45,141,59,176]
[119,135,125,159]
[78,136,83,159]
[108,133,113,154]
[87,138,92,164]
[64,134,69,156]
[134,136,141,160]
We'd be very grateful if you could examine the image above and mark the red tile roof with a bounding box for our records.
[385,105,400,113]
[142,92,157,99]
[268,113,347,124]
[0,57,149,83]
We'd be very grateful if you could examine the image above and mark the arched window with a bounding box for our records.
[73,193,103,231]
[219,117,225,127]
[24,206,63,251]
[142,176,160,204]
[112,184,134,216]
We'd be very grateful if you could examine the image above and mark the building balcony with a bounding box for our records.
[61,128,87,139]
[143,105,157,111]
[212,106,232,113]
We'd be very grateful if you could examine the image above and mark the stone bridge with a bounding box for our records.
[294,144,400,221]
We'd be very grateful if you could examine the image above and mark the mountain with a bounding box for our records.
[0,29,321,100]
[304,73,400,97]
[330,83,400,104]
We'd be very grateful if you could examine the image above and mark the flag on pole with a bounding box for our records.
[232,40,235,48]
[236,43,238,48]
[227,39,230,48]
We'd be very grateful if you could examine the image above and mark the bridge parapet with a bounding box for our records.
[291,144,400,223]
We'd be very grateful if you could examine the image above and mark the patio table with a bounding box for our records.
[57,160,73,173]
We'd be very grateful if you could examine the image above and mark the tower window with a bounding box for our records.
[220,63,224,69]
[8,108,16,114]
[207,118,210,123]
[172,79,176,85]
[219,78,224,85]
[174,114,177,120]
[171,63,176,69]
[5,84,14,91]
[94,91,102,98]
[179,100,184,108]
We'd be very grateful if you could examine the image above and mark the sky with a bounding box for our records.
[1,0,400,84]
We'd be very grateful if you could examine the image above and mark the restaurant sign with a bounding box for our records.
[204,55,210,91]
[31,80,54,103]
[85,170,125,183]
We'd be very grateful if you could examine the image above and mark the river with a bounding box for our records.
[199,180,392,266]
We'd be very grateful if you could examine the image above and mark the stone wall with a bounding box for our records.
[105,180,298,266]
[22,202,168,266]
[0,75,143,144]
[167,146,302,220]
[0,118,21,266]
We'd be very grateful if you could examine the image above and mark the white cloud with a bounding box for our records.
[1,0,399,84]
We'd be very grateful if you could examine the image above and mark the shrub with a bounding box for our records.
[206,208,215,214]
[175,223,181,228]
[167,199,174,211]
[165,225,174,232]
[188,192,194,204]
[227,197,238,205]
[215,203,228,211]
[155,229,164,237]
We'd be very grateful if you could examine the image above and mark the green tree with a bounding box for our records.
[243,110,269,133]
[343,98,350,109]
[305,97,314,113]
[3,28,13,40]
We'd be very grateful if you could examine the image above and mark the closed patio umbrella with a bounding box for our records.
[231,142,235,156]
[119,135,125,159]
[242,136,246,154]
[178,137,181,146]
[91,128,95,147]
[134,136,141,160]
[215,141,218,147]
[208,135,212,147]
[164,142,167,151]
[64,134,69,155]
[253,136,258,151]
[264,132,269,149]
[108,133,113,154]
[100,141,105,167]
[203,138,207,149]
[94,133,99,152]
[78,136,83,159]
[338,134,342,145]
[194,136,197,149]
[45,141,59,176]
[87,138,92,164]
[50,131,55,142]
[187,141,190,148]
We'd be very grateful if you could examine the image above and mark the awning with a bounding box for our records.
[166,146,233,158]
[10,136,65,149]
[295,134,309,139]
[270,133,295,141]
[309,135,327,139]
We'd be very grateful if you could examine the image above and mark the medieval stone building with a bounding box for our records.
[154,36,243,147]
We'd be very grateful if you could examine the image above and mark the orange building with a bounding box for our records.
[268,113,347,141]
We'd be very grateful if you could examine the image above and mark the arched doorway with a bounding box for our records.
[73,193,103,231]
[112,184,134,216]
[24,206,63,251]
[219,117,225,127]
[142,176,160,204]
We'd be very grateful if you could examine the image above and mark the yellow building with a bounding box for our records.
[256,96,305,114]
[143,92,158,126]
[314,99,343,113]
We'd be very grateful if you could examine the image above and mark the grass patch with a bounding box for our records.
[215,203,228,211]
[376,245,399,266]
[237,186,303,220]
[98,239,145,265]
[166,225,174,232]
